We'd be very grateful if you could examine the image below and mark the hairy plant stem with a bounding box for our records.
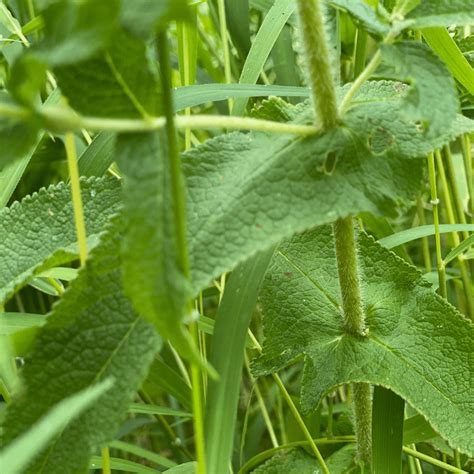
[296,0,371,466]
[158,31,206,474]
[296,0,338,129]
[0,101,318,135]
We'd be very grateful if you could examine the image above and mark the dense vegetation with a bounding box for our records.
[0,0,473,473]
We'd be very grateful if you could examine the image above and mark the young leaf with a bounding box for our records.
[53,28,161,118]
[405,0,474,28]
[251,449,321,473]
[116,132,196,362]
[252,225,474,456]
[1,216,161,473]
[0,177,121,304]
[379,41,458,137]
[0,379,113,474]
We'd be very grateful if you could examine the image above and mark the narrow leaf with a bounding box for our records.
[444,234,474,265]
[205,247,275,474]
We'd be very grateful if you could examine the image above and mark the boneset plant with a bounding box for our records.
[0,0,473,473]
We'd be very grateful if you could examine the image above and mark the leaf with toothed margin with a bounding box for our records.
[0,177,121,304]
[183,81,472,295]
[378,41,458,137]
[251,225,474,456]
[116,132,203,367]
[1,216,161,474]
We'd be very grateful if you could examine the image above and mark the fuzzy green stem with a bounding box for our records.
[352,383,372,468]
[65,132,88,266]
[158,31,206,474]
[428,152,447,297]
[333,218,366,336]
[296,0,339,129]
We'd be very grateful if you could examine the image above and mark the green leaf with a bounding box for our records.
[89,455,160,474]
[128,402,191,418]
[173,84,310,111]
[252,226,474,456]
[8,54,46,105]
[378,224,474,249]
[116,132,197,363]
[224,0,251,55]
[405,0,474,28]
[0,312,46,336]
[0,89,61,206]
[120,0,190,38]
[109,439,176,469]
[1,216,161,473]
[372,387,404,474]
[421,27,474,96]
[0,379,113,474]
[33,0,120,65]
[251,449,321,473]
[77,132,116,177]
[205,247,275,474]
[403,414,438,445]
[328,0,390,37]
[379,41,458,137]
[232,0,296,116]
[185,85,453,294]
[444,234,474,264]
[0,93,41,168]
[54,28,161,118]
[164,462,197,473]
[0,177,121,304]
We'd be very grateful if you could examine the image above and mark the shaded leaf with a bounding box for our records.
[405,0,474,28]
[253,226,474,455]
[251,449,321,473]
[0,177,121,304]
[1,216,161,473]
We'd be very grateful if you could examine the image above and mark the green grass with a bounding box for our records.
[0,1,473,473]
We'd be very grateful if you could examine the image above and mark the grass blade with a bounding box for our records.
[205,247,275,474]
[232,0,296,116]
[421,27,474,95]
[444,234,474,265]
[109,440,176,469]
[379,224,474,249]
[128,402,191,418]
[372,387,405,474]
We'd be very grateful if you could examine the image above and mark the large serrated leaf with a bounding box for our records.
[184,82,472,294]
[379,41,458,137]
[405,0,474,28]
[252,225,474,456]
[0,177,121,304]
[116,132,197,362]
[54,28,161,118]
[1,216,161,473]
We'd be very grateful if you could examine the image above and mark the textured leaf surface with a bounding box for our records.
[116,132,197,361]
[184,82,471,293]
[328,0,390,37]
[54,28,161,118]
[0,177,121,304]
[253,226,474,456]
[380,41,458,137]
[0,379,113,474]
[406,0,474,28]
[251,449,321,473]
[1,217,161,473]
